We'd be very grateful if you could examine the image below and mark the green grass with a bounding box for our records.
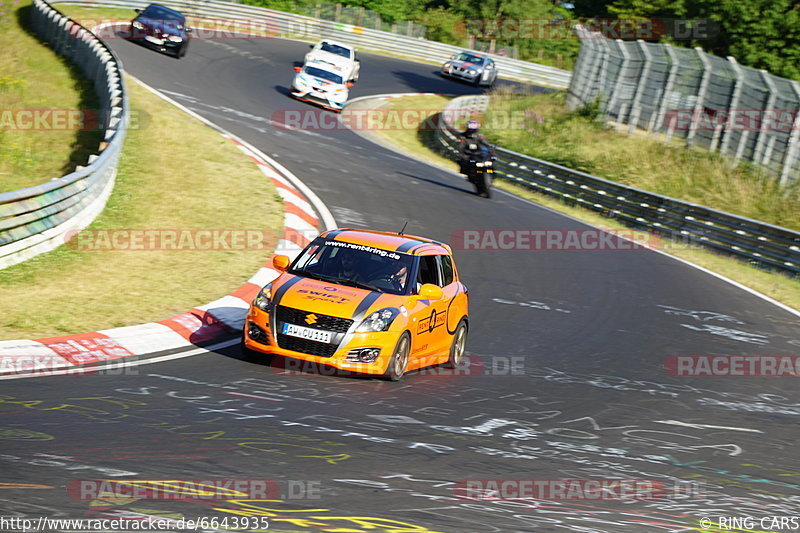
[482,89,800,231]
[0,79,283,339]
[0,0,103,193]
[358,94,800,311]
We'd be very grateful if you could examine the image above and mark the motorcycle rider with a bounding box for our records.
[458,119,491,174]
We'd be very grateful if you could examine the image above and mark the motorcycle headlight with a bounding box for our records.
[254,284,273,312]
[356,308,399,332]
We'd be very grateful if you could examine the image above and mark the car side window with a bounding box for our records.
[417,255,442,288]
[438,255,454,286]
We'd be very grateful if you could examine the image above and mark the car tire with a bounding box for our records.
[444,320,467,369]
[383,332,410,381]
[177,42,188,58]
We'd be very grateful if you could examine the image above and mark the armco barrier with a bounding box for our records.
[0,0,128,270]
[49,0,572,88]
[435,95,800,276]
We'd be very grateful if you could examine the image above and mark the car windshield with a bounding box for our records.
[455,53,484,64]
[141,5,184,22]
[303,66,344,85]
[320,42,351,58]
[289,239,415,295]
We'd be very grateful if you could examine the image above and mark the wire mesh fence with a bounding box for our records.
[568,25,800,187]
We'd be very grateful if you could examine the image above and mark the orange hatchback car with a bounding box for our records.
[243,228,469,380]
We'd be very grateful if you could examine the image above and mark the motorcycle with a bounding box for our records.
[461,143,496,198]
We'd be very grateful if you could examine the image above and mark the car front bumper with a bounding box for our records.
[244,307,395,375]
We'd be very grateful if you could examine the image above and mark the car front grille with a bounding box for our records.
[276,335,337,358]
[275,306,353,333]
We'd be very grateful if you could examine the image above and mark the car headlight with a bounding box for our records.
[167,35,183,42]
[476,162,484,167]
[132,21,145,29]
[254,284,273,312]
[443,62,451,69]
[468,70,477,75]
[356,308,399,332]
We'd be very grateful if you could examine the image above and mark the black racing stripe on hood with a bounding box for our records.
[324,229,348,241]
[272,275,303,307]
[350,292,382,323]
[396,240,424,253]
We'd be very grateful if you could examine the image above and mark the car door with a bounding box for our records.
[408,254,449,363]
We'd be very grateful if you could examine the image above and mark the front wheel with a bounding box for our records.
[383,333,410,381]
[444,320,467,368]
[481,172,492,198]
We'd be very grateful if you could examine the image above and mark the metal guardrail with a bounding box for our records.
[50,0,572,88]
[0,0,128,270]
[568,25,800,187]
[436,95,800,276]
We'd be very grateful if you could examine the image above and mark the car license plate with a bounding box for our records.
[282,323,332,343]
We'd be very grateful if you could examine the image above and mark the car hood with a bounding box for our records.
[271,275,396,318]
[449,60,483,70]
[295,72,346,89]
[135,16,186,36]
[306,51,351,68]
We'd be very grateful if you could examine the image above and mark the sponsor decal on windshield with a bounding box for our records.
[324,240,402,260]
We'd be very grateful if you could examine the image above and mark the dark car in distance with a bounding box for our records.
[128,3,190,58]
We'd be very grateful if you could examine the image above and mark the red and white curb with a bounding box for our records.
[0,77,336,378]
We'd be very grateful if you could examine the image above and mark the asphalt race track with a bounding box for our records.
[2,33,800,533]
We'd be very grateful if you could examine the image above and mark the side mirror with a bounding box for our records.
[134,8,141,12]
[309,44,314,48]
[417,283,443,301]
[185,27,192,33]
[272,255,290,272]
[293,66,302,72]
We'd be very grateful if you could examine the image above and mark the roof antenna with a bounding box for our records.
[398,221,408,236]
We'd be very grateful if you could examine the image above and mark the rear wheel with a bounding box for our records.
[383,333,410,381]
[444,320,467,368]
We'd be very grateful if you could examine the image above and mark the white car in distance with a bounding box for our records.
[305,40,360,83]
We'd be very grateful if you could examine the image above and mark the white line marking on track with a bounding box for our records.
[655,420,763,433]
